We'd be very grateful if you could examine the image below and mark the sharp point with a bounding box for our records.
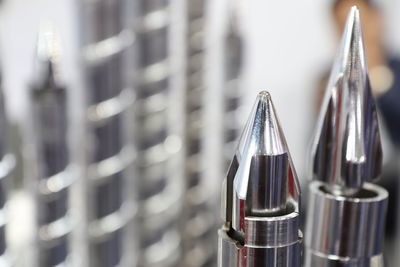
[37,21,61,63]
[311,6,382,191]
[258,90,271,100]
[236,91,289,163]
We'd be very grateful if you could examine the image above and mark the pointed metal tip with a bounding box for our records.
[258,90,271,99]
[235,90,288,164]
[232,91,299,200]
[248,90,286,156]
[36,21,61,64]
[350,5,359,13]
[310,7,382,194]
[32,22,62,89]
[341,5,363,62]
[224,92,300,228]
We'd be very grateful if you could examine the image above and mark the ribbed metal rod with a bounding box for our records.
[222,2,244,170]
[134,0,183,266]
[28,25,73,267]
[0,69,14,265]
[81,0,136,266]
[182,1,218,267]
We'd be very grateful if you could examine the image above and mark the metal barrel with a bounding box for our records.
[0,70,14,265]
[182,0,218,266]
[133,0,185,266]
[80,0,137,265]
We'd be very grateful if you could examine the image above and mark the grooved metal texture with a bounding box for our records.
[31,86,72,267]
[80,0,136,266]
[182,1,217,266]
[133,0,184,266]
[222,12,243,170]
[0,74,14,265]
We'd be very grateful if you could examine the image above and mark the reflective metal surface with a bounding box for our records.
[305,6,388,267]
[218,92,302,267]
[310,6,382,195]
[305,182,386,267]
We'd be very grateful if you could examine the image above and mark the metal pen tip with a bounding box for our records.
[235,91,285,158]
[310,6,382,195]
[224,91,300,230]
[32,22,62,89]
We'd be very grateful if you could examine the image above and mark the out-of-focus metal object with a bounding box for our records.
[0,60,15,267]
[222,0,244,169]
[80,0,136,266]
[30,23,73,267]
[305,7,388,267]
[133,1,184,266]
[218,91,302,267]
[181,0,219,266]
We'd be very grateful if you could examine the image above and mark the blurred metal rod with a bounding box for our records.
[133,0,184,266]
[182,0,219,266]
[30,24,72,267]
[222,0,244,169]
[0,60,15,266]
[80,0,137,266]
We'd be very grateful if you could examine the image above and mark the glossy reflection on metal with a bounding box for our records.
[247,154,288,215]
[305,182,387,267]
[219,91,302,267]
[310,6,382,194]
[305,6,388,267]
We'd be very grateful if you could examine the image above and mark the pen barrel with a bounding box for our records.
[218,211,302,267]
[305,181,388,267]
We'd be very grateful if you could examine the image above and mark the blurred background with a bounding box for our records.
[0,0,398,266]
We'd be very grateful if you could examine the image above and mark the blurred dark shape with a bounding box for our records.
[30,23,70,267]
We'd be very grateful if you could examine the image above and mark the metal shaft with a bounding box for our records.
[218,92,302,267]
[305,6,388,267]
[133,1,184,266]
[182,1,218,266]
[222,0,244,170]
[29,25,72,267]
[80,0,136,266]
[0,61,14,266]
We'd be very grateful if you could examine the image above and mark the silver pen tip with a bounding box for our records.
[310,6,382,194]
[224,91,300,230]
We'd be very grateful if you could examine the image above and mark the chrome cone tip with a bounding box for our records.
[310,6,382,194]
[223,91,300,228]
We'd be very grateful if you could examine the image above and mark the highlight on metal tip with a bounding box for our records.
[310,6,382,195]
